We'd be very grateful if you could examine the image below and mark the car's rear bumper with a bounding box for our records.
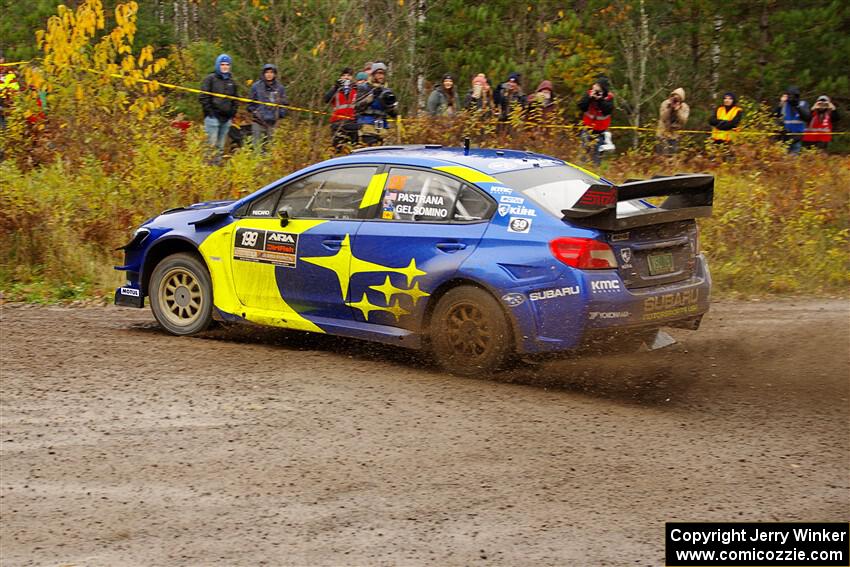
[504,255,711,354]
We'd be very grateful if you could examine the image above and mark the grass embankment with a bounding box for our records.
[1,119,848,302]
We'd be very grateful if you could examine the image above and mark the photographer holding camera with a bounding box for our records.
[802,95,840,151]
[773,86,811,154]
[355,62,398,146]
[577,76,615,165]
[325,67,359,149]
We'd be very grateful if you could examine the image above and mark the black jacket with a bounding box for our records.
[199,72,238,120]
[578,93,614,116]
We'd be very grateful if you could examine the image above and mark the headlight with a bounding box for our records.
[116,227,150,251]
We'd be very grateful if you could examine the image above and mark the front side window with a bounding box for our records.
[379,168,462,222]
[247,166,378,220]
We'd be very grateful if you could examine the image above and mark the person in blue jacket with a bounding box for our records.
[248,64,288,151]
[773,86,811,155]
[199,54,238,155]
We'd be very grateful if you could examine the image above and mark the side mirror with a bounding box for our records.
[278,209,290,227]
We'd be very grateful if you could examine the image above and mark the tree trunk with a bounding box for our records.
[710,13,723,99]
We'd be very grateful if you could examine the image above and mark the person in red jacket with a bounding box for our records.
[324,67,358,149]
[802,95,840,151]
[577,76,615,165]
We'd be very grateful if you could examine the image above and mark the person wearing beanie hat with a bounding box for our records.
[494,72,526,128]
[324,67,359,149]
[656,87,690,155]
[247,63,288,151]
[525,79,557,121]
[709,92,743,145]
[426,73,460,117]
[199,54,239,157]
[355,71,369,86]
[354,61,398,146]
[465,73,495,115]
[803,94,840,151]
[773,86,811,154]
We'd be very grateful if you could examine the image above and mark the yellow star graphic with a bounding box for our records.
[301,234,428,300]
[395,258,427,286]
[348,292,388,321]
[370,275,407,304]
[385,297,410,321]
[405,281,431,307]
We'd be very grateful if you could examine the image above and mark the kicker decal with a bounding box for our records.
[233,227,299,268]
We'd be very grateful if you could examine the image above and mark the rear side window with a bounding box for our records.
[494,165,598,218]
[379,168,461,222]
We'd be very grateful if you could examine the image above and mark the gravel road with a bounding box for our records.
[1,300,848,566]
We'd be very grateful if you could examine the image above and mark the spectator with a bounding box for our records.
[578,76,615,165]
[802,95,839,151]
[354,71,369,88]
[354,62,397,146]
[773,86,811,154]
[199,54,238,155]
[656,87,690,155]
[709,92,742,145]
[525,80,557,122]
[324,67,359,149]
[495,72,525,124]
[0,50,21,138]
[426,74,460,117]
[247,63,288,151]
[465,73,495,116]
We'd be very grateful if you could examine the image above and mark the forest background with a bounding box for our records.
[0,0,848,301]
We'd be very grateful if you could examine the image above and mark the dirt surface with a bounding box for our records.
[1,300,848,566]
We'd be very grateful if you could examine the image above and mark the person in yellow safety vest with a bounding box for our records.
[0,50,22,135]
[709,92,743,144]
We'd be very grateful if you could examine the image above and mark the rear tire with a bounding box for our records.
[430,286,513,376]
[149,253,213,336]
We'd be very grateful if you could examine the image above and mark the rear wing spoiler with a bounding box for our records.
[561,174,714,230]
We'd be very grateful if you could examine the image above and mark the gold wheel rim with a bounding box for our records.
[157,267,204,327]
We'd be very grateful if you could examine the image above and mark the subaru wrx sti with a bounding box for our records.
[115,146,713,375]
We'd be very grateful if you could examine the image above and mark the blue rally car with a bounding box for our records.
[115,145,713,376]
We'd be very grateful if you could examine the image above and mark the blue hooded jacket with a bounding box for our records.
[199,54,238,120]
[215,54,232,79]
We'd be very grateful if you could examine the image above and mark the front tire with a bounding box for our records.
[149,253,213,336]
[430,286,513,376]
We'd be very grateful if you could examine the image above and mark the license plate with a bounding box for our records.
[647,252,675,275]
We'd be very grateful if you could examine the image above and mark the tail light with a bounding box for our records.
[549,237,617,269]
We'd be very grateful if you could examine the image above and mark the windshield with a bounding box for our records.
[494,165,603,217]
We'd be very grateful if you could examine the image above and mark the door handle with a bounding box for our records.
[322,237,346,250]
[436,242,467,252]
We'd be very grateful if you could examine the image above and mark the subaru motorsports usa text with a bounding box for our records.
[115,146,713,376]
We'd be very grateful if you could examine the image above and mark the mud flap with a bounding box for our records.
[647,330,677,350]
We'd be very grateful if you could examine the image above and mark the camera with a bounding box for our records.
[380,89,397,107]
